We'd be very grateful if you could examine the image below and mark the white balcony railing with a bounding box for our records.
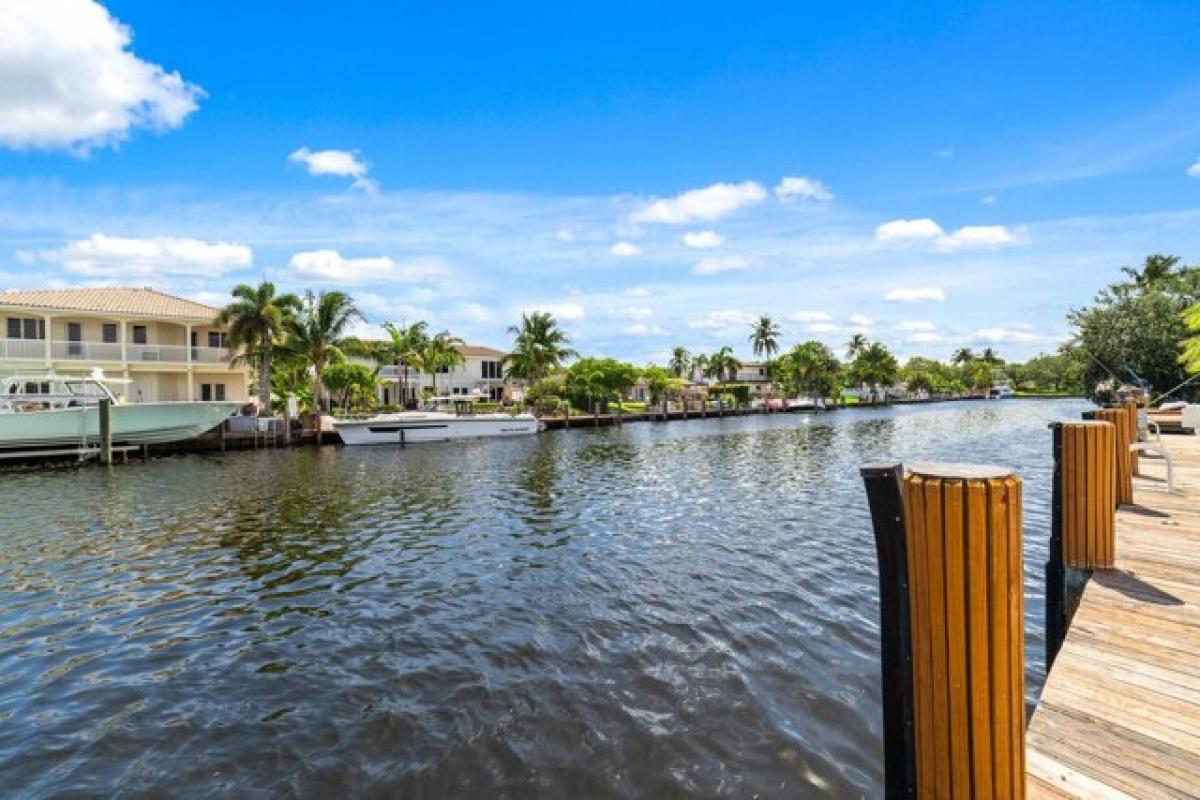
[191,346,233,364]
[128,343,188,363]
[0,338,46,360]
[52,340,124,361]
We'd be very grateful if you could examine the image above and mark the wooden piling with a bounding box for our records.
[1059,421,1116,569]
[1123,400,1140,475]
[98,399,113,466]
[862,461,1025,799]
[1089,408,1133,504]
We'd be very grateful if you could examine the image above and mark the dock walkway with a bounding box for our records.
[1027,434,1200,798]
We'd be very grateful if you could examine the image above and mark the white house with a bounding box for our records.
[360,344,523,405]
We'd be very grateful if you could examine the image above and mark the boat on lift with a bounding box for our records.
[0,370,241,452]
[333,394,542,445]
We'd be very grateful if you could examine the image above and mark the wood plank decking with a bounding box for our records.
[1027,433,1200,798]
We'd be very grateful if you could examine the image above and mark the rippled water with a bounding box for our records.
[0,399,1086,797]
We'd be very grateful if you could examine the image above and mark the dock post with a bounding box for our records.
[1123,400,1140,475]
[99,398,113,466]
[861,461,1025,799]
[1088,408,1132,504]
[1046,420,1116,666]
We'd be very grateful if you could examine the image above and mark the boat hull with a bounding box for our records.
[0,402,241,450]
[334,414,542,445]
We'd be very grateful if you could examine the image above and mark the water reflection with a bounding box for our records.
[0,399,1086,797]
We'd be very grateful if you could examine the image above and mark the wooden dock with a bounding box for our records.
[1027,433,1200,798]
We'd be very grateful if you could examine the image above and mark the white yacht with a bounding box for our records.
[333,395,542,445]
[785,396,827,412]
[987,385,1016,399]
[0,371,241,452]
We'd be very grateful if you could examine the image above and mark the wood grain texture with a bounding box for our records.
[1061,422,1116,569]
[1027,433,1200,798]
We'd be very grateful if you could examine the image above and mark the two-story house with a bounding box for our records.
[366,344,523,406]
[0,287,248,403]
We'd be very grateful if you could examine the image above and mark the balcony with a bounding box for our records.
[52,340,123,361]
[128,343,188,363]
[191,345,233,364]
[0,338,46,360]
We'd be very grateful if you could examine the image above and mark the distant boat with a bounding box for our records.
[987,385,1016,399]
[0,371,239,451]
[333,395,542,445]
[785,396,827,412]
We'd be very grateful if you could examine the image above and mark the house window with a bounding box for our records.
[67,322,82,356]
[207,331,228,348]
[6,317,45,340]
[214,383,226,401]
[481,360,501,379]
[132,325,148,345]
[102,324,118,344]
[201,383,212,401]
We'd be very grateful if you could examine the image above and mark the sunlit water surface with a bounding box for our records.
[0,399,1086,797]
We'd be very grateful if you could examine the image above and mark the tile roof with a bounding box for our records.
[458,344,507,358]
[0,287,219,321]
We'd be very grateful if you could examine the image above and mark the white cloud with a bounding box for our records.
[287,249,446,284]
[288,147,378,193]
[623,323,667,336]
[39,233,251,277]
[555,227,576,242]
[981,195,998,205]
[681,230,724,249]
[522,302,586,321]
[936,146,955,159]
[614,306,653,320]
[907,332,943,344]
[689,309,756,331]
[774,176,834,203]
[875,218,1025,251]
[848,314,874,326]
[897,320,936,331]
[805,322,840,334]
[974,327,1041,344]
[610,241,642,257]
[624,286,652,297]
[936,225,1023,252]
[885,287,946,303]
[631,181,766,224]
[0,0,203,153]
[454,301,494,322]
[790,310,833,323]
[693,255,750,275]
[1187,159,1200,178]
[875,218,946,242]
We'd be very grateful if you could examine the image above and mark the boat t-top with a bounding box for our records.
[333,393,542,445]
[0,369,242,453]
[987,385,1015,399]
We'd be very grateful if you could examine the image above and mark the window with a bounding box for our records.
[201,383,212,401]
[481,360,501,379]
[132,325,148,345]
[6,317,45,340]
[214,383,226,401]
[207,331,227,348]
[102,323,118,344]
[67,322,82,356]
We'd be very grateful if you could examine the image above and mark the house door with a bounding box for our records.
[67,322,82,356]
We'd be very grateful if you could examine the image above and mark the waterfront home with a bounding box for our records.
[360,344,525,405]
[732,361,777,399]
[0,287,248,403]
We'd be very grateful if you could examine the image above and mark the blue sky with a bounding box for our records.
[3,1,1200,362]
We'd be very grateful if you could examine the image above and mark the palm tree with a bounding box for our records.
[706,346,741,383]
[951,347,975,366]
[215,281,300,412]
[424,331,466,395]
[380,321,429,405]
[846,333,868,361]
[853,341,900,401]
[1121,253,1181,292]
[980,347,1003,365]
[284,290,363,412]
[749,314,782,360]
[668,346,691,378]
[691,353,709,383]
[503,311,577,387]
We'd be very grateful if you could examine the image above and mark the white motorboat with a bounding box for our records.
[785,396,827,412]
[987,385,1016,399]
[0,371,241,451]
[333,395,543,445]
